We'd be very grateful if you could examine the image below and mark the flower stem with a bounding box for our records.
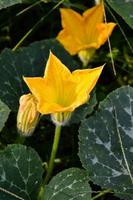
[15,135,25,144]
[12,0,64,51]
[92,189,111,200]
[44,125,62,184]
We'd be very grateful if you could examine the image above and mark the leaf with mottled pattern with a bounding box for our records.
[0,144,43,200]
[0,99,10,132]
[107,0,133,29]
[0,0,22,10]
[79,86,133,200]
[44,168,91,200]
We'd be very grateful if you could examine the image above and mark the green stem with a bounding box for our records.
[44,125,62,184]
[16,0,42,16]
[12,0,64,51]
[92,189,111,200]
[15,134,25,144]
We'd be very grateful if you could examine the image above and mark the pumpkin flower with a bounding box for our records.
[23,52,104,126]
[56,4,116,66]
[17,93,40,136]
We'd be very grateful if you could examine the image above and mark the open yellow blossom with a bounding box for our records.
[57,4,116,66]
[24,52,103,125]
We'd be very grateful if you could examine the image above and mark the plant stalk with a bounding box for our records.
[44,125,62,184]
[92,189,111,200]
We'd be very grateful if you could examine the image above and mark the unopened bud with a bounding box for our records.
[78,48,96,67]
[17,93,40,136]
[51,112,71,126]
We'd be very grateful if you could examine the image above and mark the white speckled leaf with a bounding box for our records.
[79,86,133,200]
[107,0,133,29]
[44,168,91,200]
[0,144,43,200]
[0,39,78,111]
[0,99,10,132]
[0,0,22,9]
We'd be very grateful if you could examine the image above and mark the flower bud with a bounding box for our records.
[95,0,103,5]
[78,48,96,67]
[51,112,72,126]
[17,93,40,136]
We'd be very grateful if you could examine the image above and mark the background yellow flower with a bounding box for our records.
[57,4,116,66]
[57,4,116,55]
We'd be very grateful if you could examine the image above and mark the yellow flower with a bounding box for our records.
[17,93,40,136]
[56,4,116,66]
[24,52,103,125]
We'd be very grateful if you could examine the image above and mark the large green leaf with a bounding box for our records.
[0,0,58,10]
[44,168,91,200]
[107,0,133,29]
[79,86,133,200]
[0,39,79,111]
[0,144,43,200]
[0,99,10,132]
[0,0,22,10]
[0,0,39,10]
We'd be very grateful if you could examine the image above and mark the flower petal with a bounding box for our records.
[69,66,104,111]
[83,4,104,44]
[97,23,116,48]
[57,29,87,55]
[44,52,74,102]
[59,8,84,41]
[83,4,103,22]
[72,65,104,94]
[23,77,46,100]
[23,77,57,107]
[23,77,77,114]
[37,101,76,114]
[56,8,87,54]
[44,52,71,80]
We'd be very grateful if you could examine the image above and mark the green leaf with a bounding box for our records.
[0,144,43,200]
[0,0,23,10]
[0,0,56,9]
[0,99,10,132]
[0,39,79,112]
[107,0,133,29]
[79,86,133,200]
[44,168,91,200]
